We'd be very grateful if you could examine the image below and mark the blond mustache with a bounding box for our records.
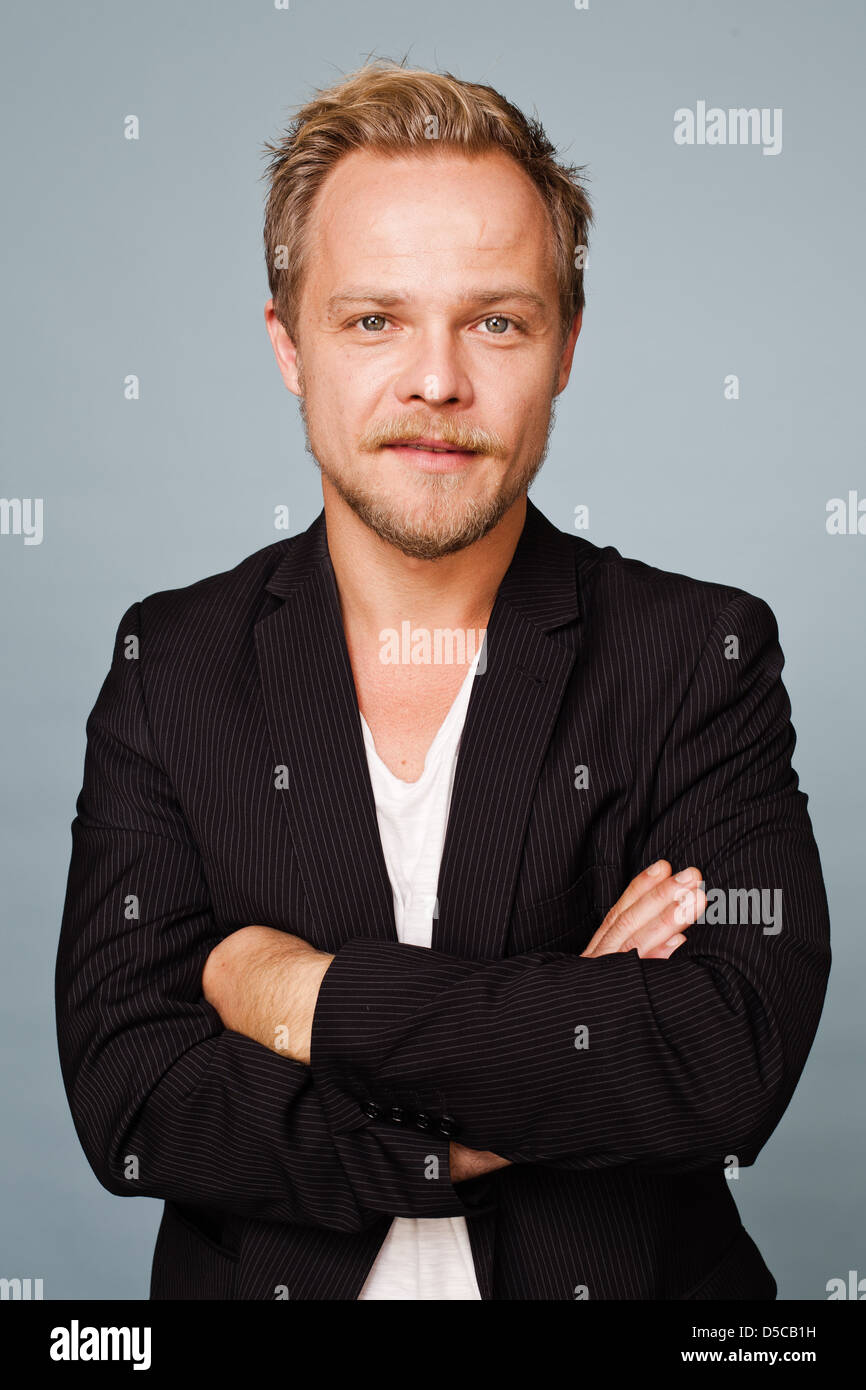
[359,417,508,457]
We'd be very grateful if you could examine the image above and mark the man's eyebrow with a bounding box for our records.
[325,286,549,319]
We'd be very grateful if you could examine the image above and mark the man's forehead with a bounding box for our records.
[317,143,527,191]
[310,148,552,250]
[306,150,556,302]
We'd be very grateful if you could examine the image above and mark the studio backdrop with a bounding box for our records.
[1,0,862,1301]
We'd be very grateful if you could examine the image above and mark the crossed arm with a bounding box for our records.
[56,592,831,1232]
[201,861,707,1180]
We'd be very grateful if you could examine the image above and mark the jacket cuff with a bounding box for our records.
[310,936,476,1130]
[310,937,495,1220]
[330,1123,497,1220]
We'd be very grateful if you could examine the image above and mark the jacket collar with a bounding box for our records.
[264,496,581,631]
[255,495,583,962]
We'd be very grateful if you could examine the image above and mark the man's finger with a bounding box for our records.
[643,932,688,960]
[582,884,705,958]
[584,867,703,956]
[580,860,672,955]
[601,859,672,927]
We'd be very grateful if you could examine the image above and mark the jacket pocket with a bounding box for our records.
[150,1201,239,1300]
[507,863,622,955]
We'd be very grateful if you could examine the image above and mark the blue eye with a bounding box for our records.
[347,312,523,335]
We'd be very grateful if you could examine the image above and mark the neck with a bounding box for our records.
[322,485,527,641]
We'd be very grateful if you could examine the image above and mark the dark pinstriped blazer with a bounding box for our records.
[55,497,831,1300]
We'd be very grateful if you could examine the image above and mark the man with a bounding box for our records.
[56,59,831,1300]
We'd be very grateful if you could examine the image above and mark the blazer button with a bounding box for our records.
[439,1114,458,1137]
[391,1105,406,1124]
[362,1101,382,1119]
[415,1112,432,1130]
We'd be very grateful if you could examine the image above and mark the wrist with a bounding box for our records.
[202,926,333,1062]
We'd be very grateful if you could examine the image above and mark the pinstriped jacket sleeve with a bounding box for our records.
[309,593,831,1172]
[55,603,481,1229]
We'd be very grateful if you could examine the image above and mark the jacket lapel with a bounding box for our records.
[432,500,581,959]
[255,513,397,953]
[254,499,581,960]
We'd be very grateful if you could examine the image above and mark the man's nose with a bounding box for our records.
[392,327,473,407]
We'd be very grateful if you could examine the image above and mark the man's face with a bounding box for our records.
[267,148,581,559]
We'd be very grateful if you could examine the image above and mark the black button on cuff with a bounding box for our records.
[415,1112,432,1130]
[362,1100,382,1119]
[391,1105,406,1124]
[439,1114,458,1137]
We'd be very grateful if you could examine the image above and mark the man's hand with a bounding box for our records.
[449,1141,512,1183]
[202,925,334,1065]
[581,859,706,959]
[448,861,705,1180]
[202,868,701,1165]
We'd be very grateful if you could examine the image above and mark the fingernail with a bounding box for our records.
[646,860,666,876]
[675,868,698,883]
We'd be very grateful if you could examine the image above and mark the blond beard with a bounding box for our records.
[296,362,557,560]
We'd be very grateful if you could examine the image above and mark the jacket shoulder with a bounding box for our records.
[568,533,780,643]
[120,533,305,656]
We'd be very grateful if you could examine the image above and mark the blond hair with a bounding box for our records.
[261,57,593,348]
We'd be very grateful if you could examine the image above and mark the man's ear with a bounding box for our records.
[264,298,303,397]
[555,308,583,396]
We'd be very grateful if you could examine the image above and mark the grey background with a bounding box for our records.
[1,0,862,1300]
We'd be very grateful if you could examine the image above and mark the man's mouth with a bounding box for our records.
[386,439,475,453]
[383,440,479,473]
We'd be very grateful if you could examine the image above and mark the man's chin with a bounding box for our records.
[329,480,515,560]
[360,507,498,562]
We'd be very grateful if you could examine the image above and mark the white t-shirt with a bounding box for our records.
[356,648,484,1301]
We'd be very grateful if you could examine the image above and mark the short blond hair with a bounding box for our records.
[261,56,593,348]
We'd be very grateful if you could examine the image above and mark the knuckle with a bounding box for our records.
[669,890,697,926]
[612,910,636,943]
